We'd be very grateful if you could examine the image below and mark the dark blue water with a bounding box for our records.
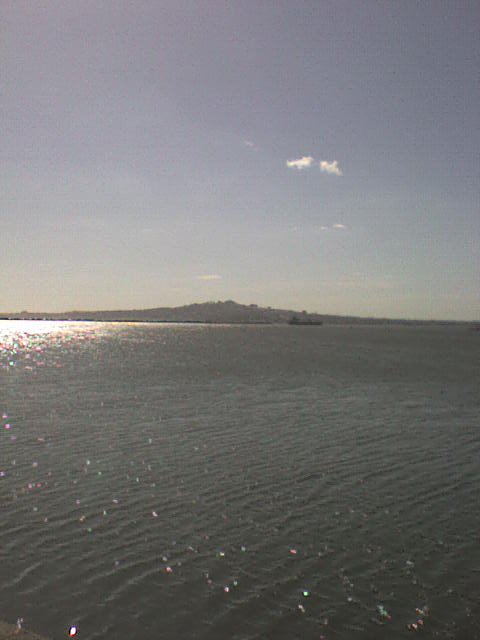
[1,322,479,639]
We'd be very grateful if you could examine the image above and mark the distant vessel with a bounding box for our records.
[288,316,323,326]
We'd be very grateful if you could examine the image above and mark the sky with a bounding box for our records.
[2,1,479,320]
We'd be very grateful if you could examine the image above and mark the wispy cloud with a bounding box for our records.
[196,274,222,281]
[318,223,346,231]
[286,156,314,169]
[319,160,343,176]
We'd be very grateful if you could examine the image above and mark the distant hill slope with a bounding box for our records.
[5,301,310,323]
[1,300,471,325]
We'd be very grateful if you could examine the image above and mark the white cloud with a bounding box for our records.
[286,156,314,169]
[319,160,343,176]
[196,274,222,281]
[244,140,257,149]
[286,156,343,175]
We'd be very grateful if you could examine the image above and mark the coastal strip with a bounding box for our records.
[0,621,51,640]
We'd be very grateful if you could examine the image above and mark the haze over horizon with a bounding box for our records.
[2,2,479,321]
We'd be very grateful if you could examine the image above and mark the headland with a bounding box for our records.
[0,300,473,326]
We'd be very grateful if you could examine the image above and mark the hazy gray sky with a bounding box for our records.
[2,1,479,319]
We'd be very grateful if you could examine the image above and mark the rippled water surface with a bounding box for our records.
[1,321,479,639]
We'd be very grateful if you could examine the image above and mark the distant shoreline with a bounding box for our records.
[0,318,476,329]
[0,300,477,326]
[0,317,278,325]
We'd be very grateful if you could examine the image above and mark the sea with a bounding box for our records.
[1,321,479,640]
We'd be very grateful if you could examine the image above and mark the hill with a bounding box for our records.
[1,300,470,325]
